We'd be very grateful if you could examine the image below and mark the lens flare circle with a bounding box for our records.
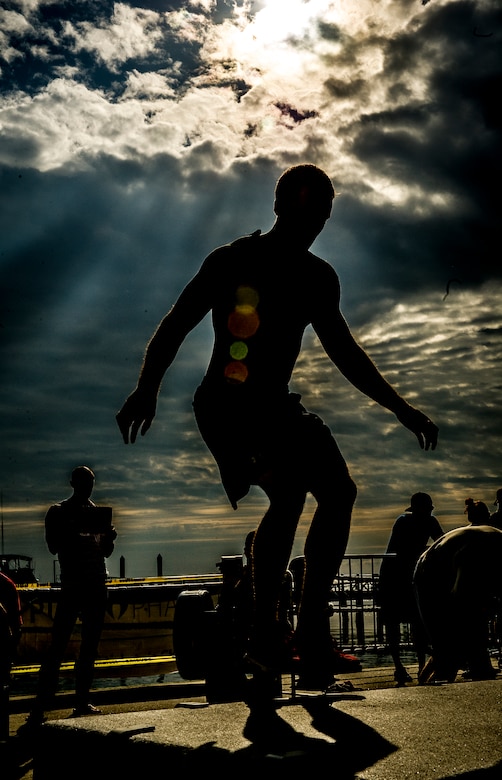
[224,361,249,384]
[230,341,249,360]
[228,307,260,339]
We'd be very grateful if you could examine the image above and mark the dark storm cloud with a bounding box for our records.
[0,150,279,555]
[321,1,502,292]
[325,77,366,99]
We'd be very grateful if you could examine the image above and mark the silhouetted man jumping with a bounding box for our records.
[116,164,438,692]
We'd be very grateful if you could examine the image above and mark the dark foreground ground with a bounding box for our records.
[3,661,502,780]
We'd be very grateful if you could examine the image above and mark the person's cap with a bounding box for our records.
[406,492,433,511]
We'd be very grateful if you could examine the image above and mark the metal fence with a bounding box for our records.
[328,554,389,652]
[324,554,500,656]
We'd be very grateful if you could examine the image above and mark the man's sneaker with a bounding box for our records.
[296,670,337,691]
[292,634,361,683]
[244,623,297,674]
[72,703,102,717]
[331,646,362,673]
[463,665,498,681]
[394,668,413,685]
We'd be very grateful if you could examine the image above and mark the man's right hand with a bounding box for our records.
[116,389,157,444]
[395,404,438,452]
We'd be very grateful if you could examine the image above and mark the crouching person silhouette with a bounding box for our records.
[22,466,116,729]
[116,164,438,708]
[414,524,502,684]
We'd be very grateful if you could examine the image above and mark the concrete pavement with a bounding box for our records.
[24,678,502,780]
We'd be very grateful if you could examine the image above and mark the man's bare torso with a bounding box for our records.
[194,232,341,394]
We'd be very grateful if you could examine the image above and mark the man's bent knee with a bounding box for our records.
[312,474,356,509]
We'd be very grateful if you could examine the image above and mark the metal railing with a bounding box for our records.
[322,554,500,656]
[328,554,390,652]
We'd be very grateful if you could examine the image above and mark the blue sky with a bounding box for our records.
[1,0,501,582]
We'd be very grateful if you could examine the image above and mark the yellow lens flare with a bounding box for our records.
[236,285,260,308]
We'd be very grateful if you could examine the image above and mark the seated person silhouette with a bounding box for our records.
[116,164,438,697]
[464,496,491,525]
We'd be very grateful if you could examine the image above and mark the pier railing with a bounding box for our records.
[327,554,390,653]
[320,554,499,656]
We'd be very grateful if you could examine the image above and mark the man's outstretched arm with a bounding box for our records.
[314,305,438,451]
[116,259,215,444]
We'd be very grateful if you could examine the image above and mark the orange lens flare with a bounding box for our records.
[224,361,249,384]
[228,307,260,339]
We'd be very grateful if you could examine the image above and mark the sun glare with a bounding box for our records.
[215,0,342,81]
[251,0,319,44]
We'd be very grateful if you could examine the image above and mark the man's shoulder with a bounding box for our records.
[46,498,80,518]
[208,231,261,254]
[201,232,260,270]
[224,231,262,259]
[46,501,65,514]
[45,502,67,529]
[307,251,339,278]
[230,230,262,248]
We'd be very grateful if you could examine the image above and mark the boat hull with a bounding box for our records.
[16,577,222,664]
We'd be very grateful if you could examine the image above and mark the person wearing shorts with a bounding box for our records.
[117,164,438,691]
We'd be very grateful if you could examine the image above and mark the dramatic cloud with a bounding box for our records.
[1,0,500,581]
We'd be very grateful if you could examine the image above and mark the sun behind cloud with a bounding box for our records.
[249,0,322,44]
[218,0,337,72]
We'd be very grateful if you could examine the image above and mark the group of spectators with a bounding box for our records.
[378,488,502,686]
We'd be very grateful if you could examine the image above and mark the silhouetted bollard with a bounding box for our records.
[0,683,9,742]
[356,610,365,646]
[376,611,385,643]
[120,555,125,579]
[342,610,349,645]
[157,554,163,577]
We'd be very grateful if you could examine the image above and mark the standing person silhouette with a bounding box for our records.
[378,492,443,684]
[116,164,438,694]
[22,466,116,728]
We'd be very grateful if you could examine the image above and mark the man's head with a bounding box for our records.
[274,164,335,213]
[495,488,502,508]
[406,492,434,514]
[70,465,95,499]
[273,164,335,244]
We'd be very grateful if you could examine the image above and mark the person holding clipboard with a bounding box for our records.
[22,466,116,728]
